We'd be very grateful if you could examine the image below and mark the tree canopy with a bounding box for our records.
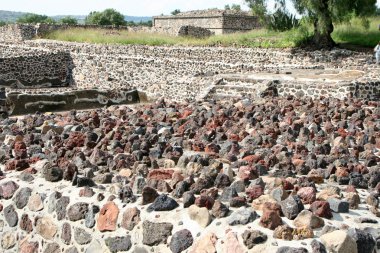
[17,13,56,24]
[59,16,78,25]
[171,9,181,15]
[246,0,377,48]
[225,4,242,11]
[85,9,126,26]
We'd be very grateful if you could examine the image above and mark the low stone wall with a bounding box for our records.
[0,24,35,42]
[178,26,214,38]
[1,39,379,102]
[0,45,73,88]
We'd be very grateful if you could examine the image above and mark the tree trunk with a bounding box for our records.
[312,0,336,49]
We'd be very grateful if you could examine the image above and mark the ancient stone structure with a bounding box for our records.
[0,39,379,104]
[153,9,260,35]
[177,26,213,38]
[0,44,72,88]
[0,24,36,42]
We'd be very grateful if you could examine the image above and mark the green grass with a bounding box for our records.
[44,17,380,48]
[332,17,380,47]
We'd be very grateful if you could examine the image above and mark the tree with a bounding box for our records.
[171,9,181,15]
[17,13,56,24]
[225,4,241,11]
[59,16,78,25]
[0,21,6,26]
[292,0,377,48]
[246,0,377,48]
[245,0,267,24]
[85,9,126,26]
[231,4,242,11]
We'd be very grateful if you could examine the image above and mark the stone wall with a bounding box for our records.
[0,45,73,88]
[153,9,259,35]
[1,39,379,101]
[177,26,214,38]
[0,24,35,42]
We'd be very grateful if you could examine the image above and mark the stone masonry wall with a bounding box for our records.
[0,24,35,42]
[0,45,73,88]
[1,39,379,101]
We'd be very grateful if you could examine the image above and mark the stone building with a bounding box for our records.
[153,9,260,35]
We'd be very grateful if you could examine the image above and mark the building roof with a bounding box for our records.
[154,9,253,19]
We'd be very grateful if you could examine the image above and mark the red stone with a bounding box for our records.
[195,195,215,210]
[346,185,357,193]
[282,179,294,190]
[0,181,19,199]
[242,155,261,164]
[245,185,264,202]
[19,240,38,253]
[97,202,119,232]
[297,187,316,204]
[260,210,283,230]
[310,201,332,219]
[238,166,258,182]
[147,169,174,180]
[5,159,29,171]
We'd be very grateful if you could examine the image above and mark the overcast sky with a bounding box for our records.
[1,0,380,16]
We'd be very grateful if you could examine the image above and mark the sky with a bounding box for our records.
[1,0,380,16]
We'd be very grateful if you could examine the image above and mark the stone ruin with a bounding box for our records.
[153,9,260,36]
[0,16,380,253]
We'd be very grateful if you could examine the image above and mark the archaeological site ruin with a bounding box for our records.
[0,16,379,253]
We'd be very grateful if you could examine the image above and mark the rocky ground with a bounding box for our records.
[0,95,379,253]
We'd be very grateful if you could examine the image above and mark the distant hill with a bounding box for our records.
[0,10,152,24]
[0,10,31,22]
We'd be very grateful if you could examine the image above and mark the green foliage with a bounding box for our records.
[267,9,299,31]
[59,16,78,25]
[126,20,152,27]
[225,4,241,11]
[17,13,56,24]
[85,9,126,26]
[332,17,380,47]
[171,9,181,15]
[0,20,7,26]
[245,0,267,24]
[291,0,377,46]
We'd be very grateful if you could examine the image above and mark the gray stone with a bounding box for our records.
[48,191,62,213]
[280,195,304,220]
[311,239,327,253]
[61,222,71,245]
[227,207,257,226]
[85,205,99,228]
[56,196,70,220]
[142,220,173,246]
[183,191,195,208]
[132,176,146,194]
[347,228,376,253]
[43,242,60,253]
[169,229,194,253]
[43,166,63,182]
[13,187,32,209]
[276,246,308,253]
[67,202,89,221]
[242,230,268,249]
[65,246,79,253]
[147,194,179,212]
[220,187,238,202]
[4,205,18,227]
[74,227,92,245]
[327,198,349,213]
[105,236,132,253]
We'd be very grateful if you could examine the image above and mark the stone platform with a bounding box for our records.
[203,68,379,101]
